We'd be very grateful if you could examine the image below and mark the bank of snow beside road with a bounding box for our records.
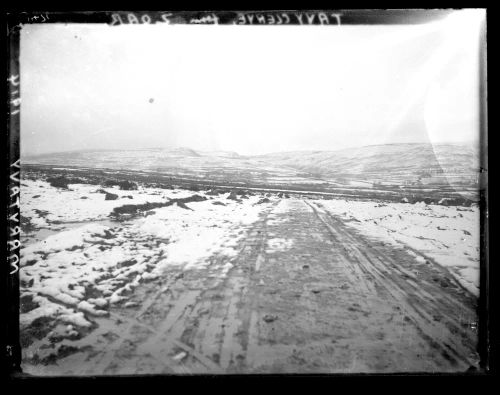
[317,199,480,296]
[20,179,271,335]
[134,196,264,272]
[20,179,196,228]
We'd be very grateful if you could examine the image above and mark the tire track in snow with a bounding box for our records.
[305,200,478,369]
[91,201,279,374]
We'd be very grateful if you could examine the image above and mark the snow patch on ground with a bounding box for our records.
[20,179,268,330]
[317,199,480,296]
[266,238,294,252]
[267,199,295,225]
[140,197,263,272]
[20,180,187,229]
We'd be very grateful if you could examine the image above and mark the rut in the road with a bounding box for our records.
[77,198,479,374]
[305,200,478,369]
[84,202,279,374]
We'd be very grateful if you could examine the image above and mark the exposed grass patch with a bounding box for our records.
[20,316,56,348]
[103,179,138,190]
[110,194,207,218]
[20,294,40,314]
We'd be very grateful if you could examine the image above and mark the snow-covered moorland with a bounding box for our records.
[19,175,481,365]
[20,178,272,342]
[316,199,480,296]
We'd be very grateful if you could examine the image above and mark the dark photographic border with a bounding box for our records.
[4,8,490,379]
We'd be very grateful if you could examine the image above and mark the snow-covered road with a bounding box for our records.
[19,178,480,374]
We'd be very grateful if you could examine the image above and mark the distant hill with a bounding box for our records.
[22,143,479,192]
[202,150,241,158]
[167,147,201,157]
[257,143,479,180]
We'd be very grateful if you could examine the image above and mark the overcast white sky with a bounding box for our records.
[20,10,485,156]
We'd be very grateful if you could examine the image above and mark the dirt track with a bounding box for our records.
[37,198,479,374]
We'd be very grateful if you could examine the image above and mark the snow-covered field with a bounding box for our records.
[317,199,480,296]
[19,175,481,368]
[20,179,272,335]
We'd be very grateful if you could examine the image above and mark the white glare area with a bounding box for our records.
[20,10,485,156]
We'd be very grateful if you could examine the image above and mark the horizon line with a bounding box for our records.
[21,141,476,158]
